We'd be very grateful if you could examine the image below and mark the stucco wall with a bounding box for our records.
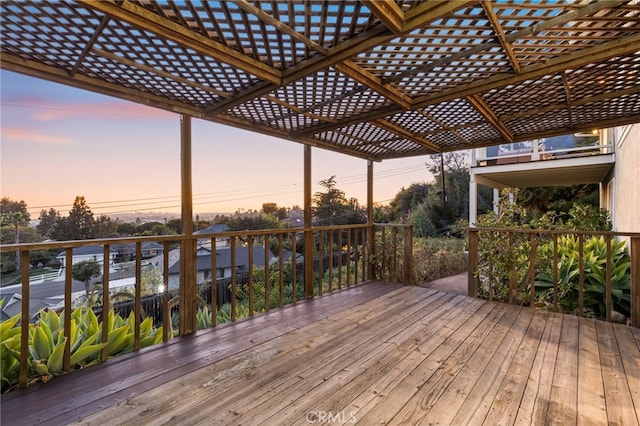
[612,124,640,232]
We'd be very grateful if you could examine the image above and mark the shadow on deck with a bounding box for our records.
[2,281,639,425]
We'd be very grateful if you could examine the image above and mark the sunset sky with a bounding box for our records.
[1,70,436,218]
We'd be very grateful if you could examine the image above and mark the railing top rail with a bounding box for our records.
[0,234,189,253]
[374,223,412,229]
[0,223,385,253]
[469,226,640,238]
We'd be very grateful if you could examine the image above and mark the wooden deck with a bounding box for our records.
[2,282,639,425]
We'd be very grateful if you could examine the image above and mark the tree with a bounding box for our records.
[388,183,431,222]
[67,196,95,239]
[262,203,288,220]
[72,259,102,297]
[1,198,32,270]
[312,176,365,226]
[37,208,60,239]
[94,215,119,238]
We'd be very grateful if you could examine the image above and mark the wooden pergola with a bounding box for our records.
[2,0,639,331]
[2,0,639,159]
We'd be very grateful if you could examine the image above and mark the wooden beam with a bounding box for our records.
[413,33,640,109]
[92,48,231,99]
[499,85,640,122]
[481,0,521,75]
[0,53,206,117]
[334,60,412,109]
[80,0,281,84]
[293,104,403,138]
[466,94,514,143]
[231,0,328,55]
[360,1,404,33]
[384,0,624,85]
[403,1,475,31]
[70,15,110,77]
[372,119,442,152]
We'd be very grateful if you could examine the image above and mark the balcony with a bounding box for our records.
[1,225,639,424]
[470,133,616,190]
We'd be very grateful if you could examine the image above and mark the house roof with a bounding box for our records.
[194,224,230,235]
[1,1,638,161]
[168,245,271,274]
[57,245,117,258]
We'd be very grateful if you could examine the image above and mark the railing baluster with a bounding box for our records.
[231,236,237,321]
[631,237,640,328]
[19,251,30,387]
[328,230,334,292]
[163,241,170,340]
[468,229,478,298]
[354,228,359,285]
[553,234,559,312]
[606,234,612,322]
[404,226,413,285]
[508,231,516,304]
[64,248,73,373]
[101,245,110,361]
[248,236,254,315]
[337,231,343,290]
[291,231,297,302]
[264,235,270,312]
[347,228,352,287]
[529,233,536,306]
[135,242,142,351]
[278,233,284,307]
[578,234,584,317]
[317,230,323,296]
[211,237,217,326]
[392,227,398,282]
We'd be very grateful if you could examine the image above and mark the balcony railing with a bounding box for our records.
[0,223,413,390]
[468,228,640,328]
[472,135,614,167]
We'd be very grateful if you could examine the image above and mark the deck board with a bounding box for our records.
[1,282,638,426]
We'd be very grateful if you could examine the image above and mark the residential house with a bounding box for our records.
[194,223,231,248]
[56,245,118,268]
[165,245,276,290]
[469,125,639,232]
[113,242,165,261]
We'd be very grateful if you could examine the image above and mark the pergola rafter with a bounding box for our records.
[1,0,638,160]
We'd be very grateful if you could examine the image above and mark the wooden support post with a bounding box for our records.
[304,145,314,299]
[468,229,478,298]
[631,237,640,328]
[179,114,196,335]
[367,160,375,281]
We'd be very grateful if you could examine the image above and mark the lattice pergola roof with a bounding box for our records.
[2,0,639,161]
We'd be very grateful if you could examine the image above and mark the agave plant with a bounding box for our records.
[1,306,163,393]
[535,236,630,318]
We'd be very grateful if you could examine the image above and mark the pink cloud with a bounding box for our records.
[1,127,73,145]
[5,97,175,122]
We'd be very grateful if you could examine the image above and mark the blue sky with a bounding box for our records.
[1,70,435,217]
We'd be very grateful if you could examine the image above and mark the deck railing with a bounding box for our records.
[468,228,640,328]
[0,223,412,389]
[471,138,613,167]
